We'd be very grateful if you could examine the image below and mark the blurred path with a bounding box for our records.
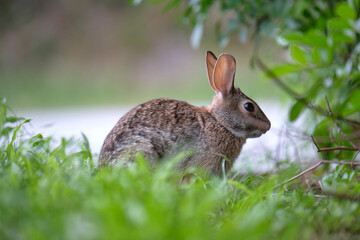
[19,101,313,172]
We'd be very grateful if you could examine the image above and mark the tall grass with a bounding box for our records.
[0,97,359,240]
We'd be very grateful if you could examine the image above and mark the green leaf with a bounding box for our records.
[290,45,307,64]
[81,133,90,151]
[1,127,14,136]
[6,117,25,123]
[281,31,304,44]
[344,89,360,115]
[11,120,26,143]
[280,30,328,48]
[335,3,356,20]
[327,17,355,43]
[313,118,332,140]
[311,48,320,64]
[227,180,255,197]
[331,29,355,43]
[270,63,304,76]
[328,18,352,30]
[289,101,305,122]
[304,30,327,48]
[326,47,333,62]
[0,102,6,130]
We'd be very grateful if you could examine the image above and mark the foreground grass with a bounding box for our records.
[1,98,360,240]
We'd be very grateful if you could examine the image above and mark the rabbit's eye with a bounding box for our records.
[244,102,254,112]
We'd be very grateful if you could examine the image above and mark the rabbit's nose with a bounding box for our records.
[256,121,270,133]
[265,122,271,132]
[259,122,271,133]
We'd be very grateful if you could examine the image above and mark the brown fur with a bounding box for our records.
[99,51,271,176]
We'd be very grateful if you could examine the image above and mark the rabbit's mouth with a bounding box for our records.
[232,126,267,139]
[242,120,270,138]
[247,130,265,138]
[246,123,270,138]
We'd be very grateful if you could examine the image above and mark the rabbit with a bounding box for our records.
[99,51,271,176]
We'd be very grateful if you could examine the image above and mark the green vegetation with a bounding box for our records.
[1,98,360,239]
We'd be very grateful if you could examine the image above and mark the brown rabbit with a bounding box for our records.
[99,51,271,176]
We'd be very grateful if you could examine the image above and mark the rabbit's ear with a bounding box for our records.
[213,53,236,97]
[206,51,218,92]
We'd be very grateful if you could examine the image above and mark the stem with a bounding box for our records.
[311,135,359,152]
[281,160,360,186]
[282,162,323,185]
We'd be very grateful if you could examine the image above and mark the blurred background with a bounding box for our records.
[0,0,293,168]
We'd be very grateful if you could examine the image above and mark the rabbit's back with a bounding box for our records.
[99,98,244,174]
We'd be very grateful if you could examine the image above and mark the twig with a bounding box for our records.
[314,194,327,198]
[353,151,360,162]
[319,160,360,165]
[255,58,360,126]
[311,135,321,151]
[314,192,360,202]
[325,96,359,149]
[282,162,323,185]
[281,160,360,185]
[316,147,359,152]
[322,191,360,202]
[318,181,324,191]
[311,135,359,152]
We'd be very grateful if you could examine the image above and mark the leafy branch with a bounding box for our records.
[255,58,360,127]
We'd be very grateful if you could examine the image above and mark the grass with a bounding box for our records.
[1,97,360,240]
